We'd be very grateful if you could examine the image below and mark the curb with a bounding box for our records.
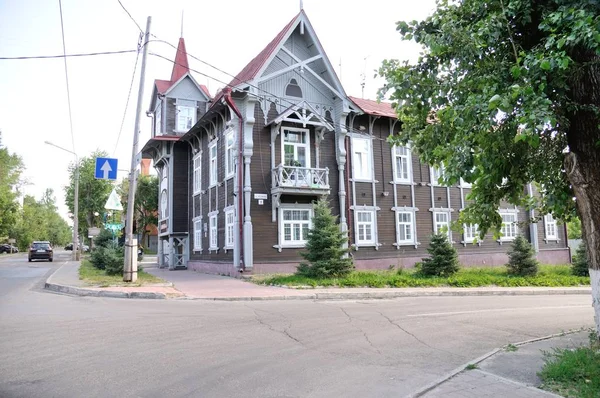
[176,288,591,301]
[407,329,586,398]
[44,281,167,299]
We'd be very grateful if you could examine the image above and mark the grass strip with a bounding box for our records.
[79,259,165,287]
[252,265,589,288]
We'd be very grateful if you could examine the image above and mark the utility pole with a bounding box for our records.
[124,16,151,282]
[73,162,80,261]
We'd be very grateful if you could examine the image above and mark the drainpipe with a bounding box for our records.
[224,89,244,271]
[527,183,539,253]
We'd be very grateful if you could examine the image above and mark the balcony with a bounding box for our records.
[272,164,330,195]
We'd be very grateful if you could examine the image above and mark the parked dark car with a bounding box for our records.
[64,243,89,252]
[28,241,53,262]
[0,244,19,253]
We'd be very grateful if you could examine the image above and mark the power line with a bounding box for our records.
[58,0,76,154]
[0,49,137,60]
[113,46,141,156]
[117,0,143,33]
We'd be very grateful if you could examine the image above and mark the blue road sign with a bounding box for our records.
[95,157,118,180]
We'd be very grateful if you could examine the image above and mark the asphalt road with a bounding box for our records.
[0,253,594,398]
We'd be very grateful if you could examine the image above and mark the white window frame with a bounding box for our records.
[278,206,313,247]
[224,208,235,249]
[352,136,373,181]
[430,165,446,186]
[224,129,235,179]
[193,152,202,195]
[176,100,196,132]
[433,211,451,240]
[155,103,162,136]
[355,210,375,245]
[392,145,412,184]
[193,217,202,251]
[396,211,415,245]
[499,211,518,241]
[464,224,479,243]
[209,140,218,187]
[209,213,218,250]
[281,127,311,168]
[544,214,558,241]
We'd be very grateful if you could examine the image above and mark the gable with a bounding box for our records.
[167,75,208,101]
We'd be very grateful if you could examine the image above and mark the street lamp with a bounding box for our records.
[45,140,80,261]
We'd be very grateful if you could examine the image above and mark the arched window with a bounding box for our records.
[285,78,302,98]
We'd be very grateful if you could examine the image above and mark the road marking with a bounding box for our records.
[405,305,590,318]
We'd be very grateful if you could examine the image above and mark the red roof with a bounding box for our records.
[349,96,397,118]
[171,38,189,83]
[154,38,211,99]
[227,11,301,87]
[151,135,180,141]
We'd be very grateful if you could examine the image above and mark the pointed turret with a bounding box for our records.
[170,37,190,83]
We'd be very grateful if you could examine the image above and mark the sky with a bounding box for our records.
[0,0,436,224]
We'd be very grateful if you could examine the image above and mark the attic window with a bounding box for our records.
[285,79,303,98]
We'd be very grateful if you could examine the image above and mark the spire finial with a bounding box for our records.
[300,0,303,11]
[180,10,184,37]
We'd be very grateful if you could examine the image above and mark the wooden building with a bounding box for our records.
[142,10,569,274]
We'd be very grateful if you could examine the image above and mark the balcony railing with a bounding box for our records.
[272,164,329,191]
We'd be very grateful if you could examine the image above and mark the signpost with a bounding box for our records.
[104,188,123,212]
[94,157,118,180]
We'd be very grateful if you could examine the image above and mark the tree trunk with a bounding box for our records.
[565,51,600,341]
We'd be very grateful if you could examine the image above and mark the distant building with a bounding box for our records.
[142,10,569,273]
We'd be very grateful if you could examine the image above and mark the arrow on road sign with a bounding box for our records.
[100,160,112,179]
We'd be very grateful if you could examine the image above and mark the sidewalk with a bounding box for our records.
[413,330,589,398]
[45,260,591,301]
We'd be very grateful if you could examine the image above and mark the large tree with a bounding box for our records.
[65,150,114,238]
[0,144,24,239]
[378,0,600,338]
[117,174,158,247]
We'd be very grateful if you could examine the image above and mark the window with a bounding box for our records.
[209,214,218,250]
[193,218,202,251]
[356,211,375,245]
[393,145,411,183]
[176,100,196,132]
[500,212,518,241]
[544,214,557,240]
[225,130,235,179]
[285,78,303,98]
[397,211,415,244]
[431,165,445,186]
[209,141,218,186]
[433,211,451,239]
[282,128,309,168]
[352,137,372,180]
[280,208,312,245]
[225,209,234,248]
[464,224,479,243]
[193,152,201,194]
[155,104,162,136]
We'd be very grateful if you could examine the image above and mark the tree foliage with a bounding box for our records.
[12,190,71,250]
[378,0,600,236]
[506,235,539,276]
[567,217,582,239]
[0,146,24,239]
[419,233,460,277]
[572,241,589,277]
[64,150,113,237]
[297,198,353,278]
[118,174,158,246]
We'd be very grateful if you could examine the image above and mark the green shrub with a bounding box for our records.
[94,229,115,249]
[572,242,589,277]
[506,236,539,276]
[90,244,124,275]
[296,198,353,278]
[419,233,460,277]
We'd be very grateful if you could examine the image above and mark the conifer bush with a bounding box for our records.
[419,233,460,277]
[296,198,353,278]
[506,235,539,276]
[572,241,589,277]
